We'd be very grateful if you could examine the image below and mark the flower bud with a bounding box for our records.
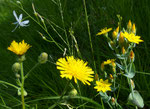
[15,73,20,78]
[127,20,132,30]
[95,73,99,81]
[18,89,27,96]
[110,74,114,80]
[122,47,126,54]
[112,31,117,39]
[16,1,21,4]
[69,89,78,96]
[130,79,135,89]
[119,32,124,45]
[101,63,104,71]
[132,23,136,34]
[111,97,116,105]
[129,50,135,61]
[12,62,21,73]
[115,26,119,33]
[38,52,48,64]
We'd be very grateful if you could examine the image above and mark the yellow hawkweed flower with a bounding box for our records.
[132,23,136,34]
[123,32,143,44]
[56,56,94,85]
[127,20,132,29]
[96,27,112,36]
[94,79,112,92]
[8,40,31,55]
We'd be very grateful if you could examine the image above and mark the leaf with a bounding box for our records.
[115,53,129,60]
[99,92,111,103]
[116,62,125,70]
[124,63,136,78]
[128,90,144,108]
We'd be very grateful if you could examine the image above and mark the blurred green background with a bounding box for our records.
[0,0,150,108]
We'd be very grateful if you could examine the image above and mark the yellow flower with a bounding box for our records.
[123,32,144,44]
[8,40,31,55]
[127,20,132,29]
[94,79,112,92]
[56,56,94,85]
[96,27,112,36]
[132,23,136,34]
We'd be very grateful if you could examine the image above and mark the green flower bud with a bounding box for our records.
[38,52,48,64]
[18,89,28,96]
[69,89,78,96]
[15,73,20,78]
[12,62,21,73]
[18,55,26,62]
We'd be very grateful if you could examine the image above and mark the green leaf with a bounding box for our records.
[124,63,135,78]
[115,53,129,60]
[128,90,144,108]
[116,62,125,70]
[99,92,111,103]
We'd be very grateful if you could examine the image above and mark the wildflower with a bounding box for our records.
[123,32,143,44]
[56,56,94,85]
[94,79,112,92]
[8,40,31,55]
[96,27,112,36]
[12,10,29,32]
[95,73,99,81]
[112,26,119,39]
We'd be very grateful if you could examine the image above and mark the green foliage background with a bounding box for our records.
[0,0,150,108]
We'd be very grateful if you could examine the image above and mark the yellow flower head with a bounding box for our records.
[8,40,31,55]
[96,27,112,36]
[132,23,136,34]
[56,56,94,85]
[94,79,112,92]
[123,32,144,44]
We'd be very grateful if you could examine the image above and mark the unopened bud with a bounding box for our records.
[111,97,116,105]
[119,32,124,45]
[115,26,119,33]
[101,63,104,71]
[12,62,21,73]
[18,89,27,96]
[130,79,135,89]
[15,73,20,78]
[110,74,114,80]
[112,31,117,39]
[16,1,21,4]
[122,47,126,54]
[127,20,132,30]
[69,89,78,96]
[132,23,136,34]
[129,50,135,61]
[38,52,48,64]
[95,73,99,81]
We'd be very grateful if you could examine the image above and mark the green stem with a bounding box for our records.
[20,62,25,109]
[82,0,97,72]
[24,63,40,80]
[107,102,113,109]
[0,81,19,90]
[101,97,105,109]
[48,80,71,109]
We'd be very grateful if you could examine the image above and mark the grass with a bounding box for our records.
[0,0,150,108]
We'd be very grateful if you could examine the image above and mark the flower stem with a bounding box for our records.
[20,62,25,109]
[48,80,71,109]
